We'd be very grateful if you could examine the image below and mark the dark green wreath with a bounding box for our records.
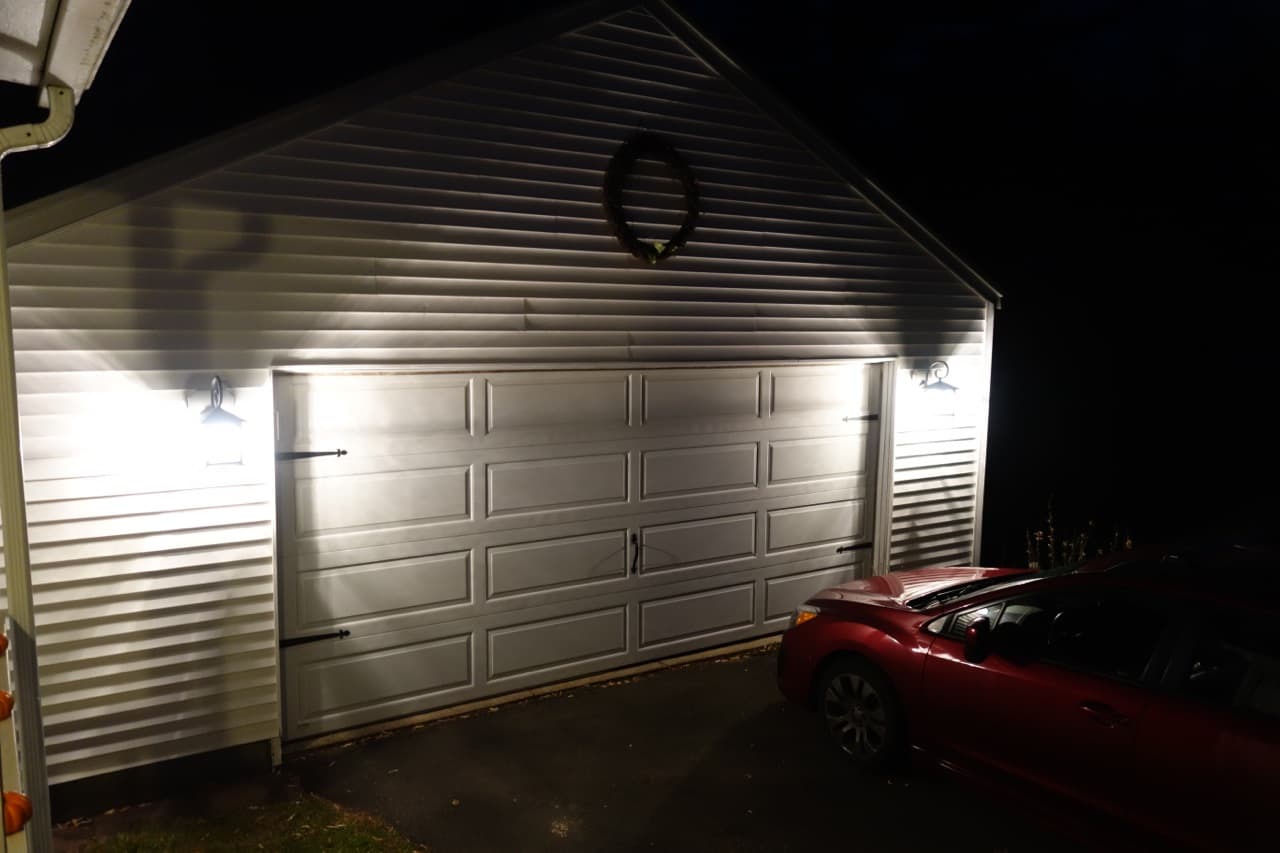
[602,131,700,264]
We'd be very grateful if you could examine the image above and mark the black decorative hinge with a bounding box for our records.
[276,449,348,461]
[280,629,350,649]
[836,543,873,554]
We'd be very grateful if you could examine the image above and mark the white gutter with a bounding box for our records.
[0,1,132,104]
[0,84,74,853]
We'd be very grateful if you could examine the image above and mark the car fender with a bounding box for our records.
[805,615,929,712]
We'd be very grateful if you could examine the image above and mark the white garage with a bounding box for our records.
[1,0,997,789]
[276,362,881,738]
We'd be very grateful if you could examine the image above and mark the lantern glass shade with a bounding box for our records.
[200,377,245,465]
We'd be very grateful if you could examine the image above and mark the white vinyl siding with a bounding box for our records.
[888,359,987,570]
[2,5,990,783]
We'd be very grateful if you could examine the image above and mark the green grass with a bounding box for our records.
[69,791,424,853]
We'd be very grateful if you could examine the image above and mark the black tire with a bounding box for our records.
[816,658,905,771]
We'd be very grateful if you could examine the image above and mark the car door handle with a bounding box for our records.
[1078,701,1130,728]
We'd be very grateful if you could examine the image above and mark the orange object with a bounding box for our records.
[0,691,12,721]
[2,791,32,836]
[0,634,7,655]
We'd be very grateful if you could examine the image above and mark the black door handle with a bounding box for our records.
[630,532,640,574]
[1079,701,1130,728]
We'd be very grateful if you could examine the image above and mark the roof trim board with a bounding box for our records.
[4,0,999,305]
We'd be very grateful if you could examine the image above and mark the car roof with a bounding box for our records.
[1002,543,1280,612]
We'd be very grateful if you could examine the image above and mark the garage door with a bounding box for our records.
[275,362,882,739]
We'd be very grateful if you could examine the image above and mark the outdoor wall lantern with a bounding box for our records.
[918,360,958,417]
[200,375,245,466]
[919,361,958,394]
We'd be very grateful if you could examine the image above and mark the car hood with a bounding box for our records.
[810,566,1028,609]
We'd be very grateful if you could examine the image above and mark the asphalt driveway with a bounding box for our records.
[289,644,1097,853]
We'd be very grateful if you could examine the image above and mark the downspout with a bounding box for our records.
[0,85,75,853]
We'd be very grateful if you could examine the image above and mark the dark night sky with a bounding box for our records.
[2,0,1278,564]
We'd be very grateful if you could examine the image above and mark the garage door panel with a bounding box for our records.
[285,375,473,444]
[487,453,627,516]
[297,633,472,724]
[767,499,867,552]
[641,443,758,499]
[639,582,755,648]
[295,465,471,535]
[295,550,472,632]
[770,365,880,420]
[487,530,628,599]
[485,373,630,434]
[487,606,627,680]
[764,560,868,621]
[769,433,870,485]
[640,513,756,575]
[642,370,762,423]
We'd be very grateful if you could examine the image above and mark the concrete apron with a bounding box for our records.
[289,644,1085,853]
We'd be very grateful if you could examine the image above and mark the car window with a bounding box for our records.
[942,591,1168,681]
[1178,609,1280,720]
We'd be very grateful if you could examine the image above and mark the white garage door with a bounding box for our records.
[275,362,882,739]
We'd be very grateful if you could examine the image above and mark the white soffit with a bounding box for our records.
[0,0,131,102]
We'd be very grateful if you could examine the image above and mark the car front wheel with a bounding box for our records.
[818,658,904,770]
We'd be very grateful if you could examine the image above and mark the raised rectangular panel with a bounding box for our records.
[769,436,868,484]
[296,466,469,534]
[771,367,879,418]
[299,634,471,719]
[640,583,754,647]
[487,454,627,515]
[768,500,864,551]
[765,565,863,619]
[488,530,627,598]
[641,514,755,573]
[642,443,757,499]
[299,550,470,625]
[488,607,626,679]
[486,375,628,433]
[642,372,760,422]
[295,379,469,437]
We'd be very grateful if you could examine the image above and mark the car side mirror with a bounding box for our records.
[991,620,1039,665]
[964,616,991,663]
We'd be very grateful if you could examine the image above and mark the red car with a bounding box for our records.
[776,545,1280,852]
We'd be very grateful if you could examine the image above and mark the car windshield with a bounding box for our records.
[905,575,1033,610]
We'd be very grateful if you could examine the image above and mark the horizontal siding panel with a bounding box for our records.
[37,596,275,646]
[93,197,923,256]
[37,578,274,628]
[10,266,978,308]
[45,686,278,747]
[46,720,280,785]
[32,544,272,586]
[44,659,277,718]
[590,18,694,57]
[47,210,928,266]
[35,564,275,608]
[29,521,271,566]
[44,702,278,769]
[890,501,978,523]
[38,632,277,687]
[38,618,276,669]
[13,329,983,353]
[557,30,711,76]
[11,308,980,337]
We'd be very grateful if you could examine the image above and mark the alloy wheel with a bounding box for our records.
[823,671,888,758]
